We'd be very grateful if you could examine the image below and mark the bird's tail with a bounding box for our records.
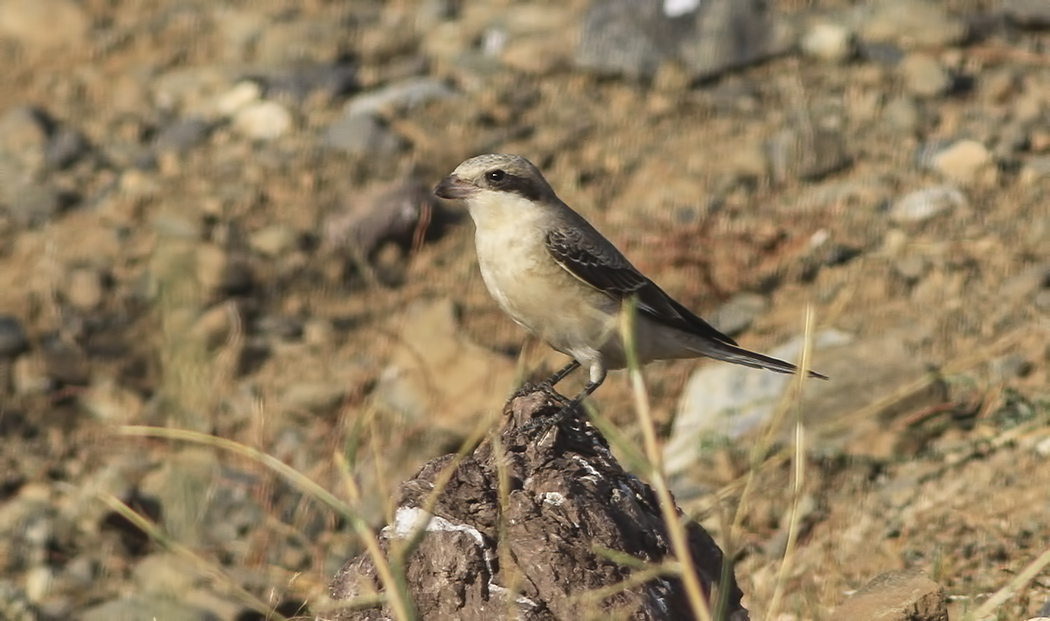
[691,339,828,380]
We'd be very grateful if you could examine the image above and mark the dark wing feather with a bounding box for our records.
[545,226,738,347]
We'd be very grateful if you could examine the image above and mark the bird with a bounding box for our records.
[434,153,826,418]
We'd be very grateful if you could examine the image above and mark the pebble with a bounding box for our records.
[215,81,262,118]
[0,105,50,175]
[232,101,292,141]
[189,304,236,350]
[767,126,850,182]
[860,0,967,49]
[344,78,456,117]
[260,60,359,101]
[12,353,52,396]
[248,224,299,258]
[883,96,926,134]
[6,181,66,228]
[890,185,966,223]
[929,140,993,184]
[0,0,89,51]
[45,126,90,169]
[830,569,946,621]
[0,316,29,358]
[801,22,855,63]
[153,118,212,153]
[899,53,952,98]
[323,112,404,157]
[79,377,146,424]
[708,293,768,337]
[1004,0,1050,28]
[65,267,105,311]
[280,383,347,416]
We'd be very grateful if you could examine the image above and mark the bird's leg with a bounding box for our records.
[521,369,605,434]
[536,360,581,402]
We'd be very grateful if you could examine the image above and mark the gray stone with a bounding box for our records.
[0,315,29,358]
[576,0,792,81]
[883,96,926,134]
[677,0,795,81]
[4,181,67,227]
[890,185,966,223]
[1003,0,1050,29]
[575,0,680,78]
[0,105,50,175]
[708,293,768,337]
[153,118,213,153]
[767,126,850,182]
[344,78,456,117]
[665,329,853,476]
[45,127,90,169]
[323,112,404,157]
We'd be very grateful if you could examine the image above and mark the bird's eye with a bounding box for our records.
[486,169,506,183]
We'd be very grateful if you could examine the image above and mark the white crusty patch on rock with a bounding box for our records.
[386,506,484,546]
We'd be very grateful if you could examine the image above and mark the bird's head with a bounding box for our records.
[434,154,555,212]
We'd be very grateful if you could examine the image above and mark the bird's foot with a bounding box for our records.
[518,400,582,435]
[512,380,571,405]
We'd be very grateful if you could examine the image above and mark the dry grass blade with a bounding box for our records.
[98,493,290,620]
[965,544,1050,620]
[620,297,714,621]
[117,425,416,621]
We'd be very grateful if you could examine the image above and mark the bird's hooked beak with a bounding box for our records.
[434,174,477,200]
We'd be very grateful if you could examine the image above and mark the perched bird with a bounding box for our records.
[435,153,826,416]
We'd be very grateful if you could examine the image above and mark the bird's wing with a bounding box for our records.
[545,226,738,347]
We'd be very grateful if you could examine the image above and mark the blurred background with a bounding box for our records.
[1,0,1049,618]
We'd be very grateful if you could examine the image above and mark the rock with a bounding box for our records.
[0,316,29,359]
[80,377,145,424]
[344,78,456,117]
[0,105,50,175]
[11,352,52,395]
[883,96,926,134]
[257,60,359,101]
[767,126,850,182]
[45,126,90,169]
[65,266,106,311]
[214,80,262,118]
[860,0,967,49]
[708,292,768,337]
[899,53,953,98]
[990,353,1032,380]
[801,22,856,63]
[323,180,434,258]
[831,569,947,621]
[153,118,213,153]
[279,382,347,416]
[322,112,403,158]
[248,224,299,258]
[1003,0,1050,29]
[575,0,675,79]
[576,0,792,81]
[666,329,852,477]
[0,0,89,51]
[928,139,994,184]
[232,101,292,141]
[677,0,794,81]
[3,181,67,227]
[132,553,198,595]
[189,303,237,351]
[327,388,748,621]
[890,185,966,223]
